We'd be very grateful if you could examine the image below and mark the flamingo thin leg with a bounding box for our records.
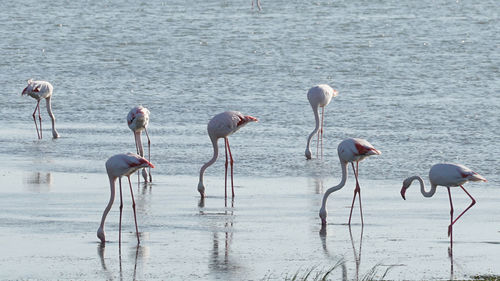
[38,101,42,139]
[224,138,228,199]
[450,185,476,227]
[447,187,454,252]
[145,128,152,182]
[128,176,140,244]
[348,162,364,225]
[119,177,124,245]
[32,100,41,139]
[320,106,325,159]
[134,132,141,186]
[226,138,235,198]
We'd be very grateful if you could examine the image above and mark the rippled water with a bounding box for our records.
[0,2,499,279]
[1,0,498,182]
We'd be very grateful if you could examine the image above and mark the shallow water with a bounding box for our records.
[1,0,499,280]
[0,171,499,280]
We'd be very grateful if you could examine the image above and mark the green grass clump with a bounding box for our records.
[471,275,500,281]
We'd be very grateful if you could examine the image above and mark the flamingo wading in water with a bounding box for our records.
[251,0,262,11]
[197,111,258,199]
[21,79,60,139]
[127,106,152,182]
[400,163,486,251]
[305,85,338,160]
[97,153,155,244]
[319,138,381,226]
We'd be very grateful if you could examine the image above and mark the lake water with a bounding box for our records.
[0,0,498,280]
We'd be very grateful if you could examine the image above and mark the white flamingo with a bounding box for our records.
[21,79,60,139]
[305,85,338,160]
[197,111,258,199]
[97,153,155,244]
[127,106,152,182]
[400,163,486,251]
[251,0,262,11]
[319,138,381,226]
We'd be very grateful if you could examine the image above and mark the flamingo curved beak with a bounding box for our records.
[400,187,406,200]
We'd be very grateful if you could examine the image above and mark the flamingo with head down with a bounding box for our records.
[127,106,152,182]
[319,138,381,226]
[305,85,338,160]
[97,153,155,245]
[197,111,258,199]
[21,79,60,139]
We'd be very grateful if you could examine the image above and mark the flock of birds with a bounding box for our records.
[21,79,487,251]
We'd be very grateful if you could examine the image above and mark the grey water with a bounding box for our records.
[0,0,499,280]
[1,0,498,182]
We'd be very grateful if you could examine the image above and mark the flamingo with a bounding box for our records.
[305,84,338,160]
[97,153,155,244]
[21,79,60,139]
[319,138,381,226]
[251,0,262,11]
[127,106,152,182]
[400,163,486,251]
[197,111,258,199]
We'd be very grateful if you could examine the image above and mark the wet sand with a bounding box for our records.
[0,170,499,280]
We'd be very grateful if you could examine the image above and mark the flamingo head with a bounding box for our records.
[305,148,312,160]
[197,181,205,198]
[400,178,412,200]
[97,227,106,243]
[21,79,34,96]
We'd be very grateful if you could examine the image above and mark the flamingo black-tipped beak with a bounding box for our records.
[21,87,28,96]
[400,188,406,200]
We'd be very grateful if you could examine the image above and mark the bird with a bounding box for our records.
[97,153,155,244]
[21,79,60,139]
[197,111,258,199]
[305,85,338,160]
[251,0,262,11]
[400,163,486,250]
[319,138,381,226]
[127,106,152,183]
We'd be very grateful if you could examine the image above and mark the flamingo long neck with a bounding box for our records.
[135,131,144,156]
[305,104,320,156]
[320,160,348,211]
[409,176,437,198]
[45,97,59,138]
[198,136,219,185]
[99,176,116,231]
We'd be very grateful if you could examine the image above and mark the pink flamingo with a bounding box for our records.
[400,163,486,251]
[97,153,155,244]
[305,85,338,160]
[127,106,152,182]
[319,138,381,226]
[197,111,258,199]
[21,79,60,139]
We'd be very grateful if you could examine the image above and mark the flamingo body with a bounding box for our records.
[97,153,155,244]
[21,79,59,139]
[400,163,486,251]
[197,111,258,198]
[319,138,381,225]
[305,84,338,159]
[127,106,152,182]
